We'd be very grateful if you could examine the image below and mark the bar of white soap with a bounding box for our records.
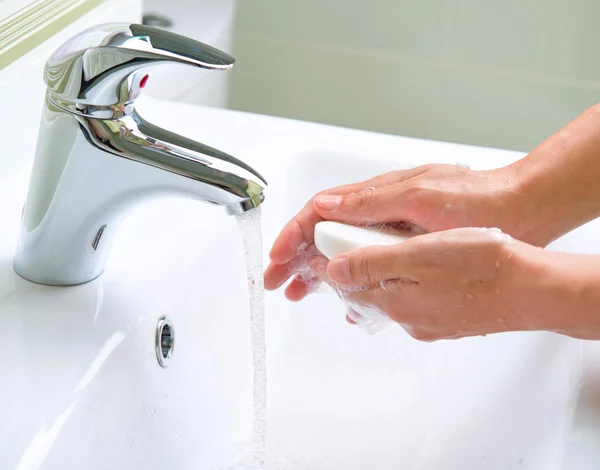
[314,221,412,334]
[314,221,412,260]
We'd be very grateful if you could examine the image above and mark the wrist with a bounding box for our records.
[499,151,583,247]
[507,242,600,338]
[503,105,600,246]
[480,163,554,247]
[483,163,539,244]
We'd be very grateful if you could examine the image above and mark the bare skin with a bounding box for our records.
[264,104,600,340]
[322,228,600,340]
[264,165,525,301]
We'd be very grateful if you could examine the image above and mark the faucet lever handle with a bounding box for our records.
[45,23,235,112]
[124,24,235,70]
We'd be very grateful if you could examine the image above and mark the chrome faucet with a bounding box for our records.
[13,23,267,286]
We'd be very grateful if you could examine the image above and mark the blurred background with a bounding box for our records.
[142,0,600,152]
[229,1,600,152]
[2,0,600,154]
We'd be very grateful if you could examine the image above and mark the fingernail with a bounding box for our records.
[328,257,350,283]
[314,195,342,210]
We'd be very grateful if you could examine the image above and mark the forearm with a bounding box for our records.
[512,245,600,339]
[506,104,600,246]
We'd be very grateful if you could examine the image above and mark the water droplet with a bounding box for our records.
[496,316,507,327]
[494,287,501,294]
[456,162,470,170]
[128,436,135,446]
[495,260,500,268]
[175,433,179,440]
[466,293,474,300]
[364,186,376,191]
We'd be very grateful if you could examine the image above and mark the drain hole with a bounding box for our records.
[160,325,174,358]
[156,316,175,367]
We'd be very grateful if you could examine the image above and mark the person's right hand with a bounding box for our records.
[264,163,536,301]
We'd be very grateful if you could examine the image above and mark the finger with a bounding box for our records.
[327,244,419,286]
[309,263,366,325]
[266,242,323,293]
[284,277,309,302]
[309,258,329,280]
[313,185,407,225]
[345,285,386,310]
[284,256,330,302]
[312,167,430,224]
[269,172,411,265]
[307,265,373,327]
[264,261,292,290]
[269,216,315,266]
[345,284,416,327]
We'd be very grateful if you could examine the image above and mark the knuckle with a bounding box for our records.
[359,188,374,208]
[412,181,433,195]
[356,254,382,285]
[345,188,373,210]
[402,182,429,202]
[352,254,374,284]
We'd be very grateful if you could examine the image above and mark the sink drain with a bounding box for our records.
[155,316,175,367]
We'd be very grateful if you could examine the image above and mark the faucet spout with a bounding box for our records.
[13,23,267,286]
[14,100,267,287]
[80,109,267,215]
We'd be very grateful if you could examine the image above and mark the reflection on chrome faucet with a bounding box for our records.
[13,23,267,286]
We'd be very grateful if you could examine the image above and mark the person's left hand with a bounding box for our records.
[320,227,542,341]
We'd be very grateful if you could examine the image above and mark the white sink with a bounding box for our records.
[1,98,599,469]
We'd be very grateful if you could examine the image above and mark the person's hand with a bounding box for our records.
[322,227,541,341]
[264,164,529,301]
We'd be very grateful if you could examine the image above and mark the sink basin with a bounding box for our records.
[264,150,582,470]
[0,98,598,469]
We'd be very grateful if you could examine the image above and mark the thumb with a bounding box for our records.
[327,244,418,286]
[313,185,407,224]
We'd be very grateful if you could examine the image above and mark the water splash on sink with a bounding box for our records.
[236,207,267,469]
